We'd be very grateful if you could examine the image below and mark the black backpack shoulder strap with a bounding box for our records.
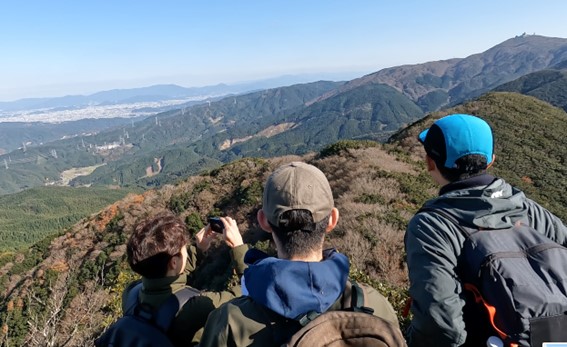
[296,280,376,326]
[153,286,201,332]
[348,280,375,315]
[418,206,474,238]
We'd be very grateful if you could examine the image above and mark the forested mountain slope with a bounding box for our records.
[493,61,567,111]
[1,91,565,346]
[3,36,566,197]
[0,81,342,195]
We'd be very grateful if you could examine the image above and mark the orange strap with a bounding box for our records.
[463,283,509,341]
[402,297,412,318]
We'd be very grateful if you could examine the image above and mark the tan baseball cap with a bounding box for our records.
[262,161,334,226]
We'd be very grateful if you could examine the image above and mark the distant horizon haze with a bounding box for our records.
[1,0,566,101]
[0,69,373,103]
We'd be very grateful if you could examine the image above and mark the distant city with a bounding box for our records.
[0,97,208,123]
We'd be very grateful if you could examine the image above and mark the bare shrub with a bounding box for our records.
[57,282,109,346]
[21,270,109,347]
[316,146,413,289]
[332,199,407,287]
[23,272,73,347]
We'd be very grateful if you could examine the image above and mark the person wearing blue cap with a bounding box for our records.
[404,114,567,347]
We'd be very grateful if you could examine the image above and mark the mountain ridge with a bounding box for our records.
[0,70,362,112]
[314,35,567,111]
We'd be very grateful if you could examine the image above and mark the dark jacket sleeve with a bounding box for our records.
[525,198,567,246]
[197,302,232,347]
[185,244,200,274]
[186,243,249,277]
[185,244,248,345]
[405,213,467,347]
[230,243,249,276]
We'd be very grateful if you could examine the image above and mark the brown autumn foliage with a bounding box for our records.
[1,143,429,345]
[10,92,567,345]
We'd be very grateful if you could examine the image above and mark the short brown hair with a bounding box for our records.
[127,212,188,278]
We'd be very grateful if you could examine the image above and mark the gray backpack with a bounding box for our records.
[95,282,200,347]
[422,208,567,347]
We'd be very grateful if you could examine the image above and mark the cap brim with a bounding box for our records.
[418,129,429,144]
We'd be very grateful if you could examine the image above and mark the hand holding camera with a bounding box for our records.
[196,216,244,251]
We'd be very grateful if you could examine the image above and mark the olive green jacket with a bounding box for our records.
[198,281,401,347]
[121,244,249,346]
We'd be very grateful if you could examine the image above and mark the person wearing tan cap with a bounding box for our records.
[198,161,405,347]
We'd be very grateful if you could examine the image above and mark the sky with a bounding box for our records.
[0,0,566,102]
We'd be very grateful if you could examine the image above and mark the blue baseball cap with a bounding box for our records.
[418,114,494,169]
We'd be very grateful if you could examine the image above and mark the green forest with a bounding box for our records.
[0,186,136,251]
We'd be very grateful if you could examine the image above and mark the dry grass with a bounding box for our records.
[314,146,423,289]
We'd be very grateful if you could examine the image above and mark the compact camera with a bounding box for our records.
[208,217,225,233]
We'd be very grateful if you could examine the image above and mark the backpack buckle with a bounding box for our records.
[297,311,321,326]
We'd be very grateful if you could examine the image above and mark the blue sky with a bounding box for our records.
[0,0,566,101]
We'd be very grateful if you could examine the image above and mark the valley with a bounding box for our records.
[53,164,107,186]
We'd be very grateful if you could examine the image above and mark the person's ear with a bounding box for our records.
[486,154,496,169]
[425,155,436,172]
[325,208,339,233]
[257,209,273,233]
[167,255,178,271]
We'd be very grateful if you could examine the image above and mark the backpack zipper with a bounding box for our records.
[479,243,566,278]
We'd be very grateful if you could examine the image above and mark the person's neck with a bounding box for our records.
[438,173,495,196]
[278,249,324,262]
[165,269,183,277]
[432,170,450,187]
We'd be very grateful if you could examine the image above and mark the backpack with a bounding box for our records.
[95,282,200,347]
[282,281,407,347]
[421,207,567,347]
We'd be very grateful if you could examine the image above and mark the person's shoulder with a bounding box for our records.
[222,295,259,312]
[123,279,142,295]
[206,295,274,335]
[200,296,277,347]
[218,295,281,325]
[407,204,446,234]
[180,286,213,306]
[120,279,142,310]
[198,294,253,314]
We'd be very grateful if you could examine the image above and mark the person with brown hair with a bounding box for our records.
[120,211,247,346]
